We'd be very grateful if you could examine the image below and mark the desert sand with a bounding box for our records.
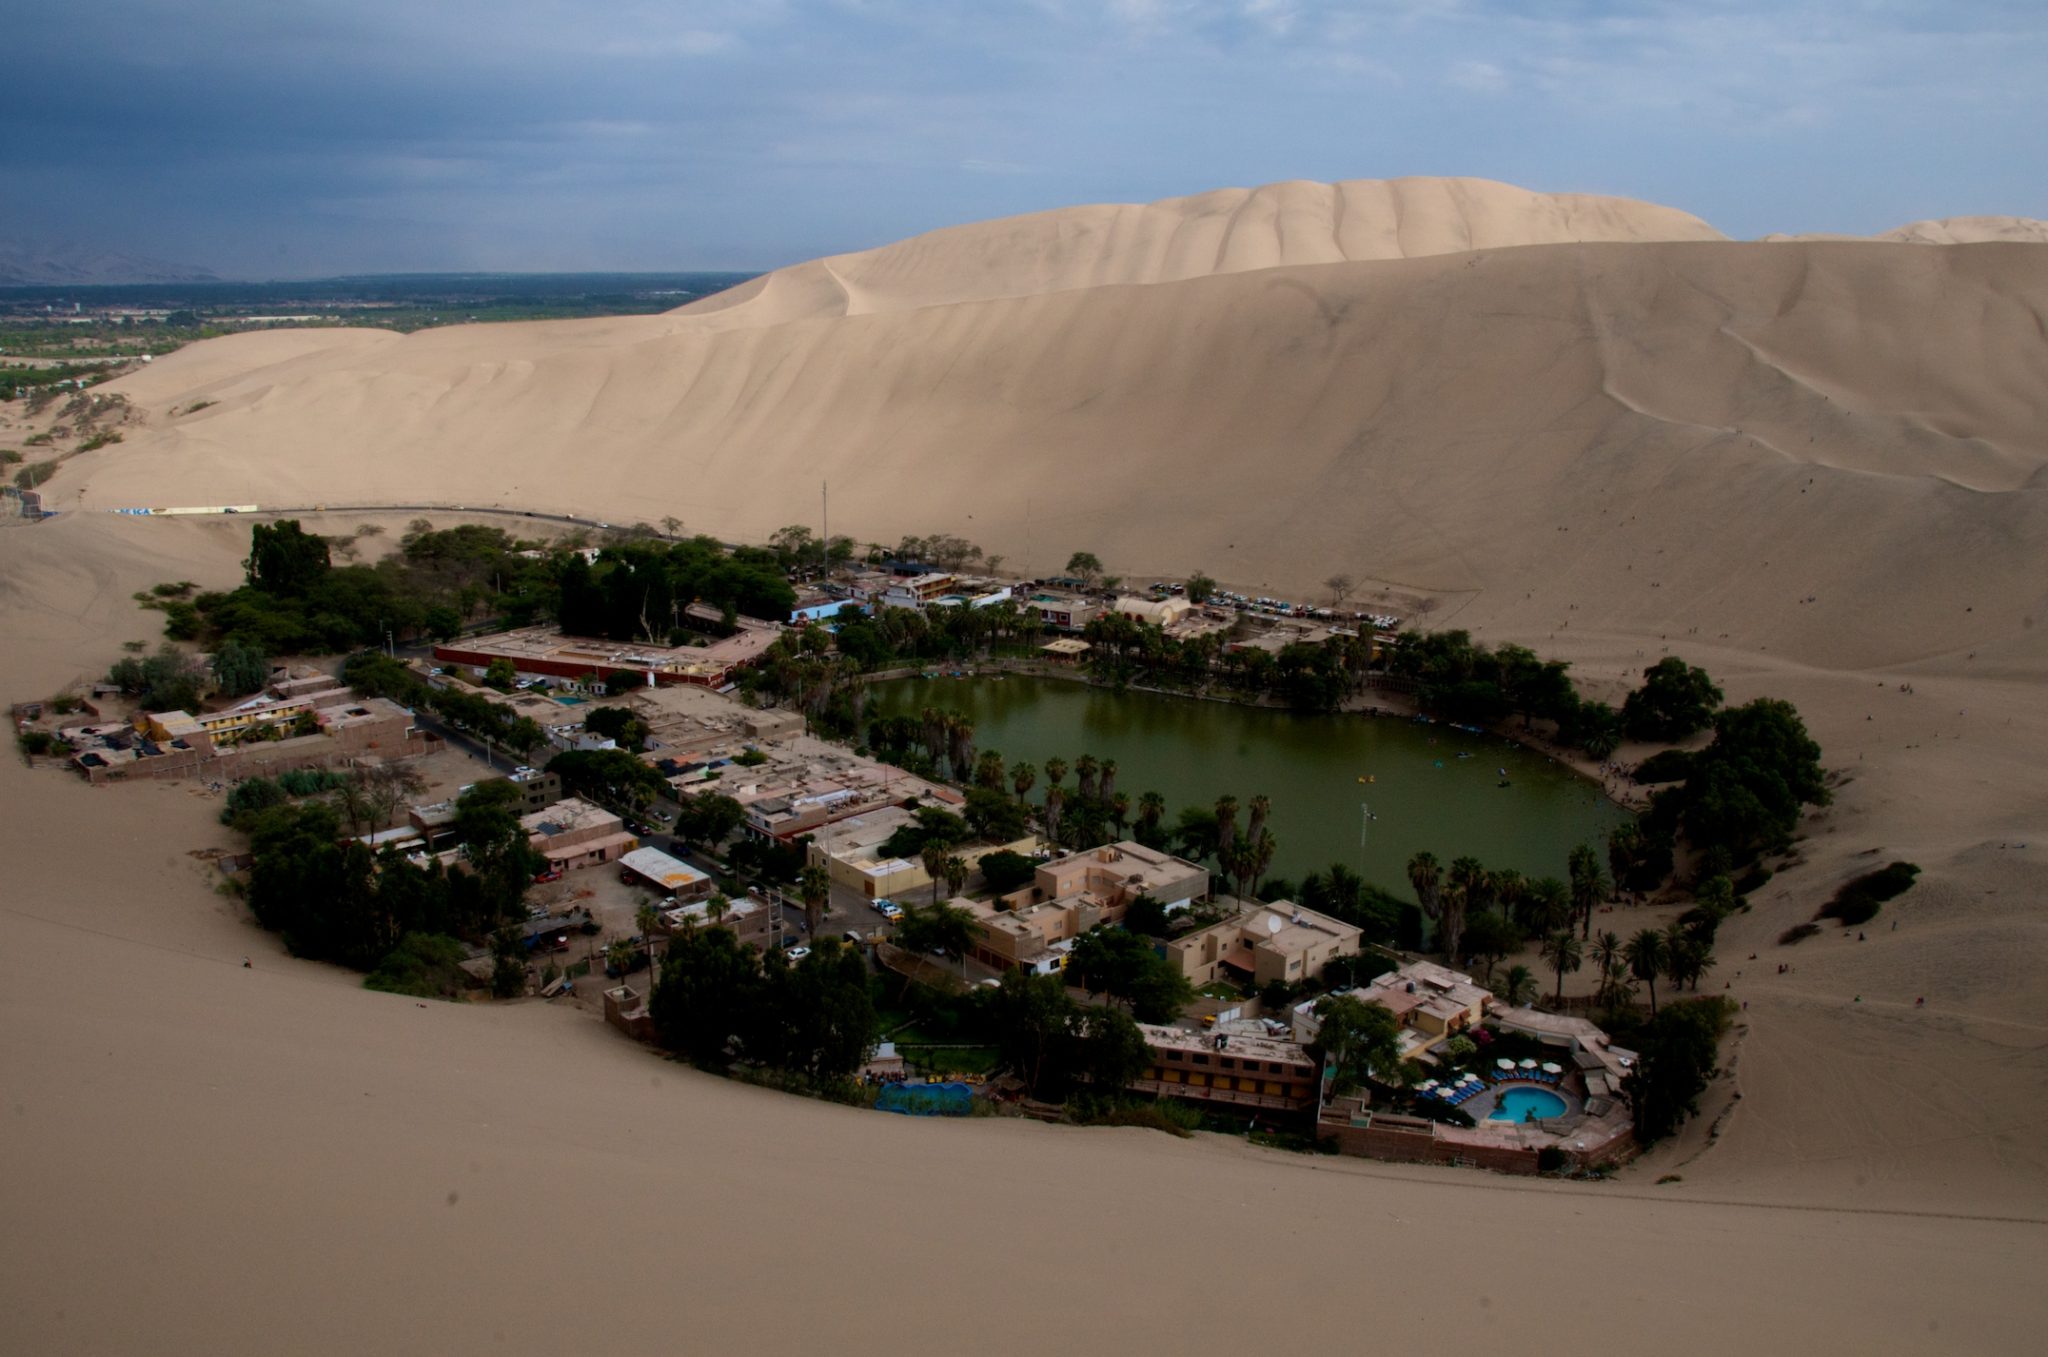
[5,178,2047,1349]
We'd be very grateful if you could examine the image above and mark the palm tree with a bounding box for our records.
[1407,850,1443,951]
[1109,792,1131,838]
[1596,957,1637,1014]
[1043,756,1068,790]
[1541,930,1584,1003]
[1591,930,1624,977]
[1625,928,1667,1015]
[1568,843,1608,939]
[1075,754,1099,802]
[1246,828,1277,898]
[635,902,664,970]
[1444,855,1488,964]
[1527,876,1571,936]
[1099,759,1119,803]
[1498,964,1539,1007]
[1135,790,1166,844]
[1011,760,1037,805]
[946,715,976,783]
[922,842,952,907]
[799,864,831,937]
[705,893,730,928]
[942,853,968,902]
[1042,785,1065,852]
[973,749,1006,791]
[1214,796,1239,860]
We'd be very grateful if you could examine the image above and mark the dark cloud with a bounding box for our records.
[3,1,2042,275]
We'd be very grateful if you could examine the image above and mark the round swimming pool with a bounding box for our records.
[1488,1086,1567,1122]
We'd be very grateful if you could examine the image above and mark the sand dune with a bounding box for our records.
[6,179,2048,1347]
[677,176,1727,325]
[1765,214,2048,246]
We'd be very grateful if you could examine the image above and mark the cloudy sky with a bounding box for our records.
[5,1,2043,277]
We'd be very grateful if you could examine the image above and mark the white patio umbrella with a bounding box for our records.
[1541,1062,1563,1075]
[1519,1059,1538,1070]
[1496,1058,1515,1071]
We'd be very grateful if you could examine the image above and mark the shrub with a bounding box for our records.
[1068,1097,1200,1137]
[18,730,61,758]
[365,933,474,1000]
[1536,1146,1569,1173]
[1778,922,1821,946]
[79,430,124,452]
[1734,866,1773,896]
[1817,862,1920,927]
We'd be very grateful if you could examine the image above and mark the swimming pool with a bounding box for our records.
[1488,1087,1567,1122]
[552,695,588,706]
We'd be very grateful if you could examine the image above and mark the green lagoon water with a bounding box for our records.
[870,677,1628,898]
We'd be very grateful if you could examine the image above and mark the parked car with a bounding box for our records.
[875,899,904,921]
[843,930,865,946]
[532,869,562,884]
[784,945,811,962]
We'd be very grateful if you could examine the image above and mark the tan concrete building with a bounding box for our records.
[521,798,636,871]
[1293,960,1494,1063]
[1112,595,1193,628]
[962,842,1208,975]
[1017,842,1209,916]
[1167,900,1361,989]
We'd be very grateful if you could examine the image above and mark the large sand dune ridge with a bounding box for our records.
[6,178,2048,1348]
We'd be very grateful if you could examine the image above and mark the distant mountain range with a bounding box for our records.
[0,241,220,286]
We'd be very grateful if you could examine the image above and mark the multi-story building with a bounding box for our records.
[1167,900,1361,990]
[1293,960,1493,1062]
[963,842,1209,974]
[1131,1024,1320,1113]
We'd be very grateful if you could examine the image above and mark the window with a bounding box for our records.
[1220,1057,1236,1070]
[1192,1054,1209,1066]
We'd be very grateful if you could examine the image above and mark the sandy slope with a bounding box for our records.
[677,175,1726,325]
[1,513,2043,1354]
[6,175,2048,1343]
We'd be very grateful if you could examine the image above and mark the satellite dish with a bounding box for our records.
[1266,915,1283,934]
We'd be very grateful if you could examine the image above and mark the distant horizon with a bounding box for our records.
[4,2,2043,277]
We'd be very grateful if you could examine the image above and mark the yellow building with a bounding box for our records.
[135,696,319,751]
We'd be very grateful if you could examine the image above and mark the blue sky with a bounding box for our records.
[5,1,2043,276]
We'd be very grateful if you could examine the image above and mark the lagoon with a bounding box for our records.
[869,676,1628,898]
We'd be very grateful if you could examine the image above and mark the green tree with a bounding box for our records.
[244,519,331,596]
[1068,927,1192,1023]
[1568,843,1608,939]
[1407,850,1444,948]
[1625,927,1668,1015]
[1064,551,1103,587]
[482,657,518,691]
[1072,1006,1151,1094]
[976,849,1041,895]
[675,793,745,850]
[1462,910,1521,983]
[798,863,831,937]
[1311,993,1404,1094]
[583,704,650,752]
[650,924,760,1069]
[1622,656,1724,742]
[1541,930,1583,1003]
[1623,997,1734,1143]
[892,900,978,972]
[1497,964,1539,1007]
[210,639,269,698]
[1185,573,1217,604]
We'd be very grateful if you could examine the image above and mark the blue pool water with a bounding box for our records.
[1488,1087,1567,1122]
[552,695,588,707]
